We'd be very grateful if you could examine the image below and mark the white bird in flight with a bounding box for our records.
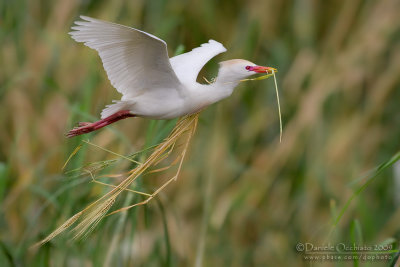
[67,16,276,137]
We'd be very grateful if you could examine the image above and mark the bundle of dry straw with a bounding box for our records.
[33,113,199,248]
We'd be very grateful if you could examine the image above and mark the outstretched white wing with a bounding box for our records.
[170,40,227,85]
[69,16,183,98]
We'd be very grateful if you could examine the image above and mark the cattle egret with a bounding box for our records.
[67,16,276,137]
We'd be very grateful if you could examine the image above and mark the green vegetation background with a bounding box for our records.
[1,0,400,266]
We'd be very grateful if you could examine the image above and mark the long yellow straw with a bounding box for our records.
[240,70,282,142]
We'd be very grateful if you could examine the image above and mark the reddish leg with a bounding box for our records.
[66,110,135,138]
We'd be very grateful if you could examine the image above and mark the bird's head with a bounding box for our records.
[218,59,276,81]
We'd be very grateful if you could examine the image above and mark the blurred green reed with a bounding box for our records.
[1,0,400,266]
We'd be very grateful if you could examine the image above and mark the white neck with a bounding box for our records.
[184,65,247,116]
[196,66,241,103]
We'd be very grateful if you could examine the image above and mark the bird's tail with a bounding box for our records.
[101,100,135,119]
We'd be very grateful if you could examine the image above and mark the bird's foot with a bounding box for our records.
[78,122,92,127]
[66,123,96,138]
[66,110,135,138]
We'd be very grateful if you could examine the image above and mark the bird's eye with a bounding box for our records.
[245,66,251,70]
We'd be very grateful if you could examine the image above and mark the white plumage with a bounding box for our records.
[169,40,227,86]
[67,16,275,137]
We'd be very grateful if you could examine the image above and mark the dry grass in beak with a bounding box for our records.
[204,68,282,142]
[32,113,199,248]
[240,70,282,142]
